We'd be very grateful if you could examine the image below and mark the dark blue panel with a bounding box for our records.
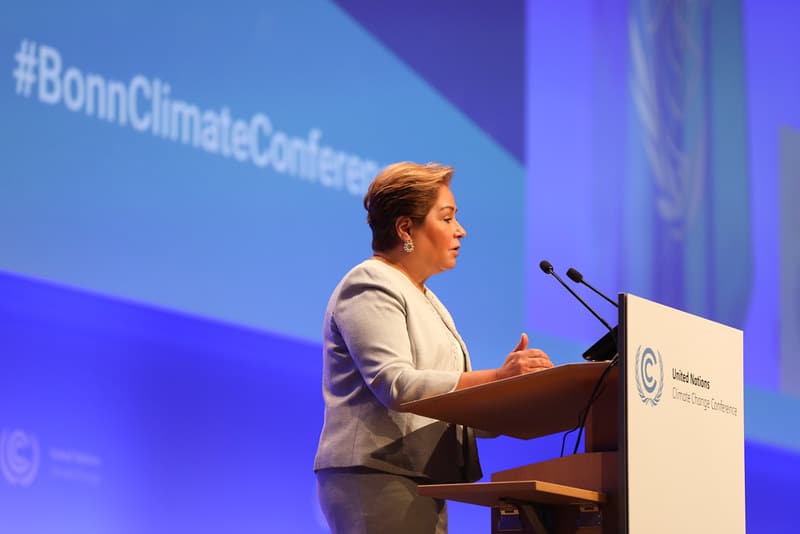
[334,0,525,162]
[0,271,327,532]
[745,441,800,533]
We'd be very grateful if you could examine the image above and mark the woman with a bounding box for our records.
[314,161,553,533]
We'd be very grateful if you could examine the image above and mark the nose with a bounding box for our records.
[456,221,467,238]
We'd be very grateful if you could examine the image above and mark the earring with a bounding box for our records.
[403,238,414,253]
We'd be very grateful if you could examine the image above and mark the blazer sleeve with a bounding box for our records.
[332,272,461,411]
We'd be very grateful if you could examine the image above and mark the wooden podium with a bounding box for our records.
[401,362,619,534]
[399,293,744,534]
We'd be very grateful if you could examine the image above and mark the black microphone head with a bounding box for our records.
[539,260,554,274]
[566,267,583,283]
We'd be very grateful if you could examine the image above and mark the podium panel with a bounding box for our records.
[621,294,745,534]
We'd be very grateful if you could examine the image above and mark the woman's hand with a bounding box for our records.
[454,333,554,390]
[496,333,553,380]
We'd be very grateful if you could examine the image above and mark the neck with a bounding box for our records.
[372,252,427,292]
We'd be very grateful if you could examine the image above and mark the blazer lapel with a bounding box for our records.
[424,290,471,372]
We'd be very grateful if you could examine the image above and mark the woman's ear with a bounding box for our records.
[396,216,413,241]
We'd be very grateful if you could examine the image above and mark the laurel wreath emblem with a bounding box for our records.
[635,346,664,406]
[629,4,707,241]
[0,429,39,487]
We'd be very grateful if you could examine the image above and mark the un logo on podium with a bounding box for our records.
[635,346,664,406]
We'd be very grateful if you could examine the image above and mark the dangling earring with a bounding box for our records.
[403,238,415,253]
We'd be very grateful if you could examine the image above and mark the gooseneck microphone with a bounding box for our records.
[541,259,618,456]
[539,260,614,334]
[566,267,618,308]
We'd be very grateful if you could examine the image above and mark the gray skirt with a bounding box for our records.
[316,467,448,534]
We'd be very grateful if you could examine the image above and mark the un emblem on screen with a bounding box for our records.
[635,346,664,406]
[0,429,40,487]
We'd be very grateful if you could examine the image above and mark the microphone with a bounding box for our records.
[566,267,618,307]
[539,260,614,334]
[540,261,619,456]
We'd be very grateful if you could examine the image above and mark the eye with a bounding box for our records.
[444,217,453,223]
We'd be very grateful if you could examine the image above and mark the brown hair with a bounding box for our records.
[363,161,454,252]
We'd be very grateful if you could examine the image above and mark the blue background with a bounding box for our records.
[0,0,797,532]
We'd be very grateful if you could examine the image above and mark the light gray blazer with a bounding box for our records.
[314,259,482,483]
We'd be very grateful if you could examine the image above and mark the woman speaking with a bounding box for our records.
[314,162,553,533]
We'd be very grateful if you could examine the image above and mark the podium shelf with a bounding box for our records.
[417,480,605,508]
[400,362,617,440]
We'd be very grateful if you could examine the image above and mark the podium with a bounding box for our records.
[400,294,744,534]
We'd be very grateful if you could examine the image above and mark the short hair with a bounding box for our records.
[363,161,454,252]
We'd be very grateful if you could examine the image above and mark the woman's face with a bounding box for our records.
[412,185,467,274]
